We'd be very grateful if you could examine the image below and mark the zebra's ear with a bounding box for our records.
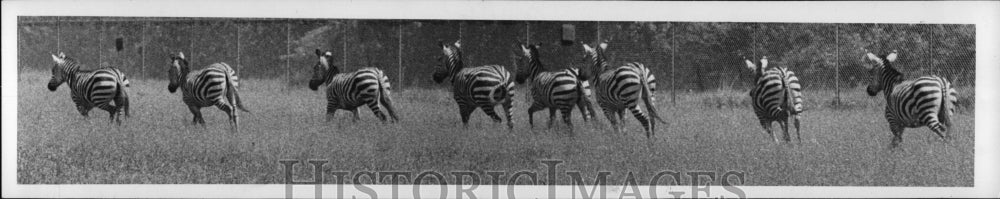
[744,58,757,72]
[886,50,898,62]
[58,52,66,58]
[454,40,461,49]
[178,52,186,60]
[598,42,608,50]
[865,53,883,65]
[52,54,65,64]
[582,43,593,52]
[760,56,769,69]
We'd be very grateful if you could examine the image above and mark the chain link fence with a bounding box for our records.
[18,17,975,105]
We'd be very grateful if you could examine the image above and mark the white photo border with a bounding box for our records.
[3,0,998,198]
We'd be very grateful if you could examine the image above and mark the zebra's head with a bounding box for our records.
[514,42,543,84]
[581,42,608,80]
[862,50,901,96]
[167,52,190,93]
[433,40,462,84]
[310,49,339,90]
[744,56,769,78]
[47,52,73,91]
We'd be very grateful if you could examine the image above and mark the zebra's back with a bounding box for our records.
[69,68,126,108]
[528,69,581,109]
[886,75,956,128]
[593,64,644,111]
[749,67,802,120]
[325,67,386,110]
[452,65,514,106]
[181,63,236,108]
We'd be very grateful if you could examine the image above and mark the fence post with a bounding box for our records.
[56,17,61,53]
[397,21,403,90]
[189,21,195,65]
[834,24,841,106]
[343,21,348,71]
[596,21,600,42]
[141,20,147,79]
[235,20,241,75]
[99,18,104,67]
[671,22,676,105]
[286,20,292,88]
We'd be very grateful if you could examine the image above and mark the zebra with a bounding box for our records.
[581,42,665,138]
[744,56,804,143]
[862,50,957,148]
[514,42,587,133]
[432,40,515,129]
[309,49,399,123]
[167,52,249,132]
[47,52,131,125]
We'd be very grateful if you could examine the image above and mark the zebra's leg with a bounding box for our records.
[481,105,503,123]
[547,108,557,129]
[527,103,544,128]
[215,102,239,133]
[601,108,620,134]
[779,119,791,142]
[628,106,652,138]
[77,105,91,117]
[95,103,119,125]
[760,120,778,143]
[458,104,475,128]
[617,110,626,126]
[926,117,948,140]
[325,104,338,122]
[502,99,514,129]
[366,101,388,122]
[793,115,802,142]
[889,125,905,149]
[350,108,360,123]
[561,107,574,135]
[188,106,205,126]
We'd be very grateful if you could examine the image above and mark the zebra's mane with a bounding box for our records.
[445,45,465,82]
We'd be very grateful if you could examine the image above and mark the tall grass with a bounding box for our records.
[17,71,974,186]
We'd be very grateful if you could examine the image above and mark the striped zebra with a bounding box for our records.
[432,40,515,129]
[862,50,957,148]
[514,43,587,133]
[47,52,131,125]
[744,57,804,143]
[581,42,665,138]
[309,49,399,123]
[167,52,249,132]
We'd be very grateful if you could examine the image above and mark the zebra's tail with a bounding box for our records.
[639,67,666,125]
[575,79,589,120]
[223,65,250,113]
[779,68,794,115]
[116,78,130,118]
[377,71,400,122]
[487,70,514,106]
[938,76,955,136]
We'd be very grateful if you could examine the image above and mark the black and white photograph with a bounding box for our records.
[3,1,998,198]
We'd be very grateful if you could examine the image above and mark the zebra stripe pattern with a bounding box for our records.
[167,52,249,132]
[744,57,804,143]
[432,40,515,129]
[47,53,131,124]
[582,42,665,138]
[309,49,399,123]
[514,43,587,133]
[863,51,957,148]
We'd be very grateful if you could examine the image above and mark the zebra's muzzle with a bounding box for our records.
[47,82,59,91]
[308,80,324,91]
[866,86,878,96]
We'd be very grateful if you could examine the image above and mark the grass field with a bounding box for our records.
[17,71,974,186]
